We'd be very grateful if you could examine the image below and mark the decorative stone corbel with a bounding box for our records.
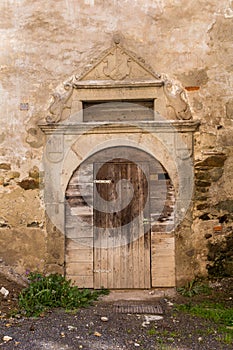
[25,115,45,148]
[46,79,74,124]
[163,80,192,120]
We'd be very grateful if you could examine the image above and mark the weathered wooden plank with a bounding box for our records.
[93,160,151,289]
[67,275,93,288]
[114,164,123,289]
[151,237,175,250]
[106,247,114,288]
[66,262,93,276]
[93,162,107,288]
[65,248,93,261]
[66,237,93,249]
[67,196,93,208]
[143,226,151,287]
[66,238,93,250]
[152,274,176,287]
[152,257,175,269]
[140,163,151,289]
[100,247,109,288]
[152,242,174,251]
[66,225,93,239]
[94,247,101,289]
[70,206,93,216]
[67,214,93,226]
[151,235,175,248]
[138,236,145,288]
[152,249,175,257]
[130,162,147,288]
[151,234,175,287]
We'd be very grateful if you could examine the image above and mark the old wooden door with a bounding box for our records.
[93,159,151,289]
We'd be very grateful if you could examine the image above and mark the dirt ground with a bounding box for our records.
[0,273,233,350]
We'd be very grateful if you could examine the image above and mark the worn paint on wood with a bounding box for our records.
[65,147,175,288]
[151,234,175,287]
[93,160,151,289]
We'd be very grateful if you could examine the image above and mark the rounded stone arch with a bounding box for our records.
[65,143,176,227]
[61,130,180,198]
[64,144,177,288]
[41,121,194,239]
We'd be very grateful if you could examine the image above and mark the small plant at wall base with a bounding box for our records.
[177,279,211,297]
[18,272,109,317]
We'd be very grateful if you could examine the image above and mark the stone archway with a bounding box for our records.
[65,146,175,289]
[38,39,199,287]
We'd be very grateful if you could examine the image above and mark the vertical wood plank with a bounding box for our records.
[93,160,151,289]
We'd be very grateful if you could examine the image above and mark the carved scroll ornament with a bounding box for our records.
[163,80,192,120]
[46,80,73,124]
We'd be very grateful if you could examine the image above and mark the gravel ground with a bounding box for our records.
[0,273,233,350]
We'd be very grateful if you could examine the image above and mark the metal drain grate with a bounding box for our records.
[113,304,163,314]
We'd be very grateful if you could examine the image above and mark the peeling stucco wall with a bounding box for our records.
[0,0,233,282]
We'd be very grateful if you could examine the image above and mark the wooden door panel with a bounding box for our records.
[93,160,151,289]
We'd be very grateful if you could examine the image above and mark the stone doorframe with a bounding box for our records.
[37,39,200,286]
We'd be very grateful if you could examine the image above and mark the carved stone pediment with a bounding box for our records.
[76,43,161,82]
[26,39,196,148]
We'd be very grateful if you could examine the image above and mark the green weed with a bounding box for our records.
[176,301,233,345]
[147,328,158,336]
[18,272,109,317]
[193,326,216,336]
[176,302,233,326]
[216,331,233,345]
[177,279,211,297]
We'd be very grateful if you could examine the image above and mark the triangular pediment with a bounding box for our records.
[76,44,161,82]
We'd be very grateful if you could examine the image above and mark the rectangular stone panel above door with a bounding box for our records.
[83,100,154,122]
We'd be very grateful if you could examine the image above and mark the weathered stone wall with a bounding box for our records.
[0,0,233,282]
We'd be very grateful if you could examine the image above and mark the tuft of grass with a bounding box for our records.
[217,331,233,345]
[176,301,233,326]
[176,301,233,345]
[177,279,211,298]
[147,328,158,336]
[18,272,109,317]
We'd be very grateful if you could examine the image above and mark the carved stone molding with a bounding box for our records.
[39,120,200,135]
[41,41,193,126]
[75,41,161,82]
[26,39,197,148]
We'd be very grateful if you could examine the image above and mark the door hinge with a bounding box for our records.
[93,180,112,184]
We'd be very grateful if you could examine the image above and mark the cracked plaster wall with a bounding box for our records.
[0,0,233,282]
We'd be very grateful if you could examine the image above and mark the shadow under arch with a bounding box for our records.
[65,145,176,244]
